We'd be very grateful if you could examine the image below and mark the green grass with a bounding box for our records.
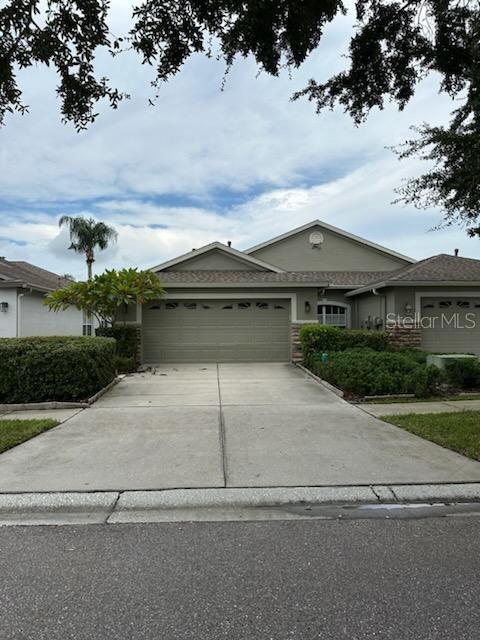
[381,411,480,461]
[366,394,480,404]
[0,418,58,454]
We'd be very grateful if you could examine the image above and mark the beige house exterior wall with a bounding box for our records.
[172,250,262,271]
[248,225,410,272]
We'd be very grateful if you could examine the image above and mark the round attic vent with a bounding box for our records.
[309,231,324,248]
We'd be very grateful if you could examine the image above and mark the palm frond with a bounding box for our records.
[58,215,118,266]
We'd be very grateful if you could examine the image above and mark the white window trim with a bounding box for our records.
[415,291,480,315]
[317,299,351,328]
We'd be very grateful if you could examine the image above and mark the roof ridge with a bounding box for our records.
[437,252,480,263]
[10,260,66,280]
[387,255,440,282]
[150,242,284,273]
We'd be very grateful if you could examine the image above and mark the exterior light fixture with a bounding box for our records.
[0,301,8,312]
[404,303,413,315]
[305,301,311,313]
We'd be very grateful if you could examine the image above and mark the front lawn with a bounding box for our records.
[0,419,58,454]
[381,411,480,461]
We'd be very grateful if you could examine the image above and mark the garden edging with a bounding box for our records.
[294,362,344,397]
[0,374,125,413]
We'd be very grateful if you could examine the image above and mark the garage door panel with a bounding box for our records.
[143,299,291,363]
[421,297,480,355]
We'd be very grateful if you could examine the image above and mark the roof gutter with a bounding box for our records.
[346,282,387,297]
[346,280,480,297]
[0,281,54,294]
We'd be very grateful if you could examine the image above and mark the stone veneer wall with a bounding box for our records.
[135,326,142,363]
[291,323,304,361]
[385,322,422,349]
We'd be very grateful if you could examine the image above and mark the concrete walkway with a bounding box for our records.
[0,363,479,492]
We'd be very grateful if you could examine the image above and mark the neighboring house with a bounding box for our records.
[0,258,84,338]
[128,219,480,362]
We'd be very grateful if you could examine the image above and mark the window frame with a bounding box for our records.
[317,301,350,328]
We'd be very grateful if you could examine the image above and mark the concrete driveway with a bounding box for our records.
[0,363,480,491]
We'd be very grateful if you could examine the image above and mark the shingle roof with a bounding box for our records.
[159,270,329,284]
[159,270,392,286]
[0,259,72,291]
[294,271,394,286]
[386,254,480,282]
[347,254,480,296]
[159,256,480,290]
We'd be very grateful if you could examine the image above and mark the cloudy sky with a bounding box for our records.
[0,1,478,280]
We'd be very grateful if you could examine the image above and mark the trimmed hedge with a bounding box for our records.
[305,349,443,397]
[445,359,480,389]
[96,325,139,372]
[0,336,116,403]
[299,324,390,358]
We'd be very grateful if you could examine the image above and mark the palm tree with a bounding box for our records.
[59,216,118,280]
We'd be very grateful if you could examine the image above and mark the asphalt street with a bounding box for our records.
[0,517,479,639]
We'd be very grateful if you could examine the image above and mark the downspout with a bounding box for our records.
[371,288,386,329]
[16,287,33,337]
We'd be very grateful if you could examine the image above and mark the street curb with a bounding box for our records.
[0,492,118,525]
[1,484,480,525]
[115,486,377,509]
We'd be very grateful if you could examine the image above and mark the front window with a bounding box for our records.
[82,310,93,335]
[82,324,92,336]
[317,303,347,327]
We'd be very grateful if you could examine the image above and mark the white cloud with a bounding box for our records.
[0,2,478,278]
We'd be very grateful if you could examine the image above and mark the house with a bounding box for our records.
[0,258,84,338]
[126,219,480,362]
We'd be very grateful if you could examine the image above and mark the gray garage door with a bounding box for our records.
[421,297,480,355]
[142,299,291,363]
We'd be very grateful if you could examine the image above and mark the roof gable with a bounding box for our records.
[150,242,284,273]
[245,220,413,272]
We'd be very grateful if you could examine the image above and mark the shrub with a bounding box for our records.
[299,324,390,358]
[96,325,139,361]
[0,336,116,403]
[445,359,480,389]
[305,349,441,397]
[114,356,137,373]
[395,348,429,364]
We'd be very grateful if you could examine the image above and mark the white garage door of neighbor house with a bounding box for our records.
[421,297,480,355]
[142,299,291,363]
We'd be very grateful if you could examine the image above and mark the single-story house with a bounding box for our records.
[124,220,480,362]
[0,258,85,338]
[125,219,480,363]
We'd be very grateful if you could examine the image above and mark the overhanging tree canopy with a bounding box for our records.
[1,1,479,233]
[45,268,164,326]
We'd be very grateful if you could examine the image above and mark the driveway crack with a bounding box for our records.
[216,364,228,487]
